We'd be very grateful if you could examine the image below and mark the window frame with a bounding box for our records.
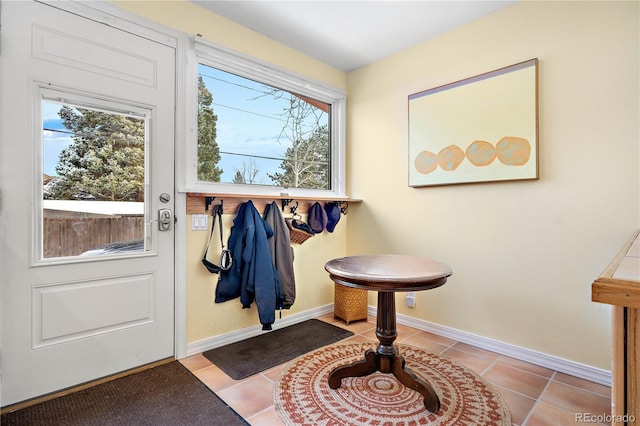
[35,84,156,265]
[180,38,347,198]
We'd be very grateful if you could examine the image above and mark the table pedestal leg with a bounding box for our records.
[391,353,440,413]
[328,291,441,413]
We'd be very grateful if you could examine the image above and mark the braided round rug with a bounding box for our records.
[274,343,511,426]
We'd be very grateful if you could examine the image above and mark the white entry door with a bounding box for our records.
[0,1,176,406]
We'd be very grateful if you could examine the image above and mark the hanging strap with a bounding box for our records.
[202,203,227,273]
[207,204,225,252]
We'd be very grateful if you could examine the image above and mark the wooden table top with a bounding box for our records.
[325,254,453,292]
[592,229,640,308]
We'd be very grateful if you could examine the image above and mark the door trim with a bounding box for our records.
[39,0,189,360]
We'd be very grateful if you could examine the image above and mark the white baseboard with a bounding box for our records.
[185,304,335,357]
[185,303,611,387]
[377,307,612,387]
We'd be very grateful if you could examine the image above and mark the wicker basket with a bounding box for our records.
[333,283,368,325]
[286,218,314,245]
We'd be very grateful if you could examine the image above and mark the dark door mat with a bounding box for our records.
[1,361,248,426]
[203,319,354,380]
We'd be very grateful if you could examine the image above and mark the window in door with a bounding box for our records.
[40,89,150,259]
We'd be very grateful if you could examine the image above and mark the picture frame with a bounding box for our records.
[408,59,539,187]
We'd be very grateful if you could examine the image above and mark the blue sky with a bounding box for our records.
[43,101,72,176]
[199,63,301,184]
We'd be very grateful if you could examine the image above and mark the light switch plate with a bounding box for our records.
[191,214,208,231]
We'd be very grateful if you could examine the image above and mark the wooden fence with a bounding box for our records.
[43,216,144,258]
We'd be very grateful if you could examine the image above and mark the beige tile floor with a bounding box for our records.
[180,314,612,426]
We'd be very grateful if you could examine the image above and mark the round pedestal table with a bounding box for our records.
[324,254,453,413]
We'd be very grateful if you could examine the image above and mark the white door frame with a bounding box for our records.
[41,0,189,360]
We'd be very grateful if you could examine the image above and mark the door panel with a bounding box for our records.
[34,273,155,347]
[32,25,158,87]
[0,1,176,406]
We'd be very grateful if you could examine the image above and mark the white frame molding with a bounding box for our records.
[187,301,611,387]
[35,85,156,266]
[388,308,612,387]
[186,304,335,356]
[183,37,347,198]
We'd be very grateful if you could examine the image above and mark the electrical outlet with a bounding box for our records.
[191,214,208,231]
[405,291,416,308]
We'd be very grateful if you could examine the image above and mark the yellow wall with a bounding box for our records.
[111,0,346,91]
[346,0,639,370]
[114,0,640,369]
[187,215,347,341]
[111,1,349,342]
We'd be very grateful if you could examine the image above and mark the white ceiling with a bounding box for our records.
[192,1,516,72]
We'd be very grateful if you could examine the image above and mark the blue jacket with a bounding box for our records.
[216,201,283,330]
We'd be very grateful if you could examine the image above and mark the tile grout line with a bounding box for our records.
[245,404,277,424]
[520,371,556,426]
[550,376,612,399]
[480,354,502,376]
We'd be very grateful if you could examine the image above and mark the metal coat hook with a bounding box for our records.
[205,196,215,212]
[338,201,348,215]
[281,198,293,212]
[290,201,299,215]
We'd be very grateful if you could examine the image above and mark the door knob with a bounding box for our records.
[158,208,173,231]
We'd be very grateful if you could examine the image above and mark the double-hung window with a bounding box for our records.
[183,39,346,197]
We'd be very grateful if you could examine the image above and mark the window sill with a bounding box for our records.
[186,192,360,215]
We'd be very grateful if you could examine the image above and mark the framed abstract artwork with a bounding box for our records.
[408,59,539,187]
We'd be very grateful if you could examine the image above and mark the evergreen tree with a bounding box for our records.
[233,159,260,184]
[268,93,329,189]
[232,170,245,184]
[48,106,145,201]
[269,124,329,189]
[197,76,222,181]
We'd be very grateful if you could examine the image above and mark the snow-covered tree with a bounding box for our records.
[267,93,329,189]
[47,106,145,201]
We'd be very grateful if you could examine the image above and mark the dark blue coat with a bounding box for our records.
[216,201,283,330]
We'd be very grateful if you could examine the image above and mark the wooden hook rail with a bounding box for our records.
[186,193,359,215]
